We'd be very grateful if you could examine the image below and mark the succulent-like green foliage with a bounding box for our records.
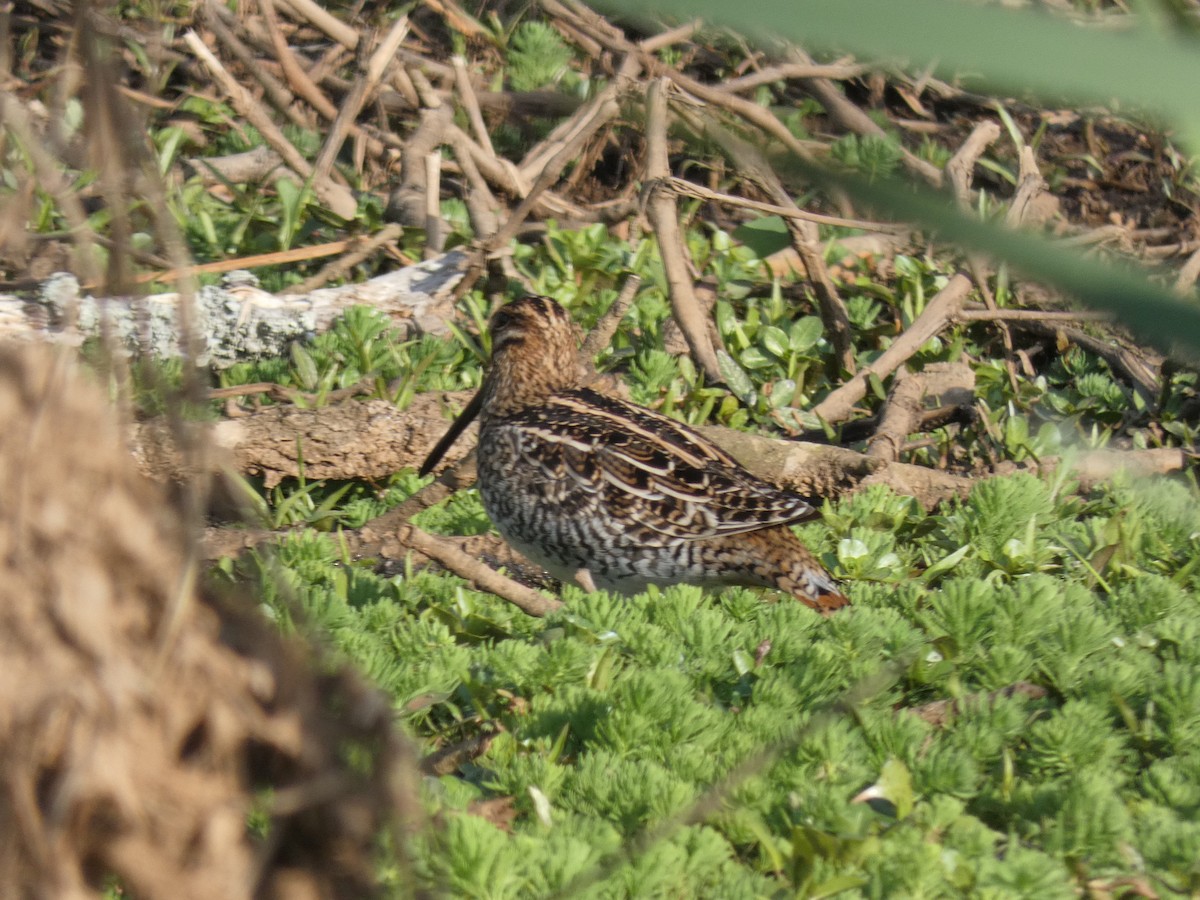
[231,453,1200,895]
[506,22,575,92]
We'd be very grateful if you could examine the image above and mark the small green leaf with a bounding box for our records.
[716,300,751,351]
[853,756,914,819]
[587,644,617,690]
[198,209,218,248]
[291,344,319,391]
[718,349,756,403]
[923,544,971,582]
[732,648,754,676]
[808,874,870,899]
[760,325,790,359]
[528,785,553,826]
[838,538,870,562]
[548,724,571,762]
[738,346,774,370]
[790,316,824,352]
[769,378,796,408]
[156,125,186,177]
[276,177,302,236]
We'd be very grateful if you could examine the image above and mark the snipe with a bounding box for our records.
[420,295,848,612]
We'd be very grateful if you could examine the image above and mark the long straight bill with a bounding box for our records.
[418,390,484,477]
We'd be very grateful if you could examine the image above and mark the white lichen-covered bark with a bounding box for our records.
[0,249,468,368]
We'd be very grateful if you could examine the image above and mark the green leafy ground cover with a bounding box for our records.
[248,449,1200,897]
[215,223,1200,897]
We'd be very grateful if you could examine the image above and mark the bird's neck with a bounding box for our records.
[479,342,582,416]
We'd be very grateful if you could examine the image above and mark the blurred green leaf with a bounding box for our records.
[789,157,1200,360]
[790,316,824,352]
[732,215,791,258]
[606,0,1200,137]
[290,343,319,392]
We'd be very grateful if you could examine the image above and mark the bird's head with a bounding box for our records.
[481,296,584,414]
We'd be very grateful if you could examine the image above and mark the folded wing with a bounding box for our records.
[510,389,818,541]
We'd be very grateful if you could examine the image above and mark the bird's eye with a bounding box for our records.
[491,323,526,352]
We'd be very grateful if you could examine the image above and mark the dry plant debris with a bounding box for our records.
[0,344,418,897]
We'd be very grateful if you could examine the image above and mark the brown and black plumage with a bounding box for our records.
[420,295,848,612]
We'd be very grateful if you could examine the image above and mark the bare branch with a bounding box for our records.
[811,274,973,424]
[645,79,723,383]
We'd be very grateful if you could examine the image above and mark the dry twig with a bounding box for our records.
[811,274,973,424]
[257,0,339,120]
[644,79,723,382]
[274,0,359,49]
[311,15,410,184]
[786,47,943,187]
[580,267,642,363]
[865,363,975,462]
[665,177,904,233]
[292,223,406,295]
[945,120,1021,394]
[183,30,356,218]
[678,106,856,372]
[395,525,563,617]
[1174,247,1200,295]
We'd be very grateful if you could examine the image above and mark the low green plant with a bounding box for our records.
[234,449,1200,895]
[830,133,905,181]
[221,306,481,404]
[506,22,577,92]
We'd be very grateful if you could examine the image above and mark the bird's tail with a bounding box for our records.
[778,552,850,614]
